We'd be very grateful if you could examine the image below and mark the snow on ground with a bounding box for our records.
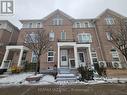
[0,73,127,86]
[23,75,55,85]
[0,73,33,85]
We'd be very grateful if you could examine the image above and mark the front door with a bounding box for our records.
[60,50,68,67]
[78,52,85,66]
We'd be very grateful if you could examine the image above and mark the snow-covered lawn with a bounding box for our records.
[0,73,33,85]
[0,73,127,87]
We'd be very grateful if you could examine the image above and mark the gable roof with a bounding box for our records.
[97,9,125,19]
[42,9,74,20]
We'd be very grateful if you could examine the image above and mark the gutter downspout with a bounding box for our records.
[93,20,105,61]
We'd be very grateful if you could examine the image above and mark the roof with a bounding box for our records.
[0,20,19,31]
[97,9,125,19]
[43,9,74,20]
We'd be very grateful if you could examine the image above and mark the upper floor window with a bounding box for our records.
[61,31,66,40]
[53,15,63,26]
[78,33,92,43]
[106,32,112,40]
[47,50,54,62]
[111,48,120,61]
[75,22,81,28]
[84,22,89,28]
[29,23,33,28]
[49,31,55,41]
[105,16,115,25]
[37,23,41,28]
[25,32,38,43]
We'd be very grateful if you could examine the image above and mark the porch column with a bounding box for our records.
[58,45,60,68]
[74,46,78,68]
[1,49,10,68]
[17,49,24,67]
[88,47,94,69]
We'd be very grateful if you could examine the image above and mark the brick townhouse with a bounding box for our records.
[0,9,127,73]
[0,20,19,64]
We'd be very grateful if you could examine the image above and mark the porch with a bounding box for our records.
[57,42,93,69]
[0,46,29,69]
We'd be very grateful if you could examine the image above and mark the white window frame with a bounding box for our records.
[83,21,89,28]
[105,16,115,25]
[47,50,54,62]
[31,51,38,63]
[78,33,92,43]
[61,31,66,40]
[106,32,112,40]
[36,23,41,28]
[111,49,120,61]
[75,22,81,28]
[25,32,38,43]
[49,31,55,41]
[53,18,63,25]
[29,23,33,28]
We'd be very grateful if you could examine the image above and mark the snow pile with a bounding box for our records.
[23,75,55,85]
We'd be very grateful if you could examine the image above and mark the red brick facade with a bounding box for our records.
[1,9,127,71]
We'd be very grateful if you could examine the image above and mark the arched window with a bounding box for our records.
[78,33,92,43]
[29,23,32,28]
[75,22,81,28]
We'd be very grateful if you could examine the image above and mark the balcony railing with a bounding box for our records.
[57,39,91,44]
[58,39,76,42]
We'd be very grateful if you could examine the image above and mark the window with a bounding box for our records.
[31,51,38,63]
[105,16,115,25]
[49,32,55,41]
[91,50,98,63]
[48,50,54,62]
[37,23,41,28]
[61,31,66,40]
[106,32,112,40]
[111,49,120,61]
[25,32,38,43]
[53,15,63,25]
[75,22,81,28]
[29,23,32,28]
[84,22,89,28]
[78,33,92,43]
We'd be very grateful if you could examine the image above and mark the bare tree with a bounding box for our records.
[24,30,52,74]
[110,19,127,62]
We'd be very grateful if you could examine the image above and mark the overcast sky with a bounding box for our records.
[0,0,127,28]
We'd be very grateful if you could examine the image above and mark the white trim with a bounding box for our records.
[36,22,41,28]
[60,50,68,67]
[61,30,66,40]
[78,33,92,43]
[49,31,55,41]
[58,42,90,48]
[47,50,55,62]
[6,46,29,50]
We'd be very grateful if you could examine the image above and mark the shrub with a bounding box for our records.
[11,66,23,73]
[77,66,94,81]
[94,63,107,77]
